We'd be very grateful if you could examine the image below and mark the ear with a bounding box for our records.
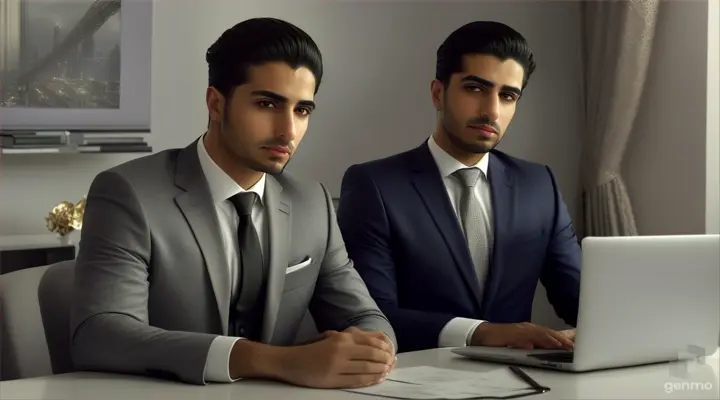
[206,87,225,123]
[430,79,444,111]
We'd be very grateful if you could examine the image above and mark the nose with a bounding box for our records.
[275,110,297,142]
[480,95,500,123]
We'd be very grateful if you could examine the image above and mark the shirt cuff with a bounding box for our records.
[203,336,244,383]
[438,317,485,348]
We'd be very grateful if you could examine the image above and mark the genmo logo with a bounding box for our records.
[664,381,714,394]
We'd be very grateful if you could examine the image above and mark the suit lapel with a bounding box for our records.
[409,143,483,313]
[173,141,231,334]
[261,175,291,342]
[481,153,514,315]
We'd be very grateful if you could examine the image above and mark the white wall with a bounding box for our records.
[624,0,710,235]
[707,0,719,235]
[0,0,585,327]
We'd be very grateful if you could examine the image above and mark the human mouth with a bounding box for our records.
[468,125,497,137]
[264,146,290,157]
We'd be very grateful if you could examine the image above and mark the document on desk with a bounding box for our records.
[343,366,541,399]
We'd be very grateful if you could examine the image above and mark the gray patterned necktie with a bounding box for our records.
[453,168,490,288]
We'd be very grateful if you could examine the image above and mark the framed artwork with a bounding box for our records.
[0,0,152,132]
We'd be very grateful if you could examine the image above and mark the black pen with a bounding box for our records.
[508,366,550,393]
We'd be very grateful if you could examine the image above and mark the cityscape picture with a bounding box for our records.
[0,0,121,110]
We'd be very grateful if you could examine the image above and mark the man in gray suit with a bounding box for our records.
[70,18,397,388]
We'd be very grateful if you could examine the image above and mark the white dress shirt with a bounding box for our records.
[427,135,494,348]
[196,134,268,383]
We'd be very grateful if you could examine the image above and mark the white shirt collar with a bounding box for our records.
[427,135,489,179]
[196,133,266,205]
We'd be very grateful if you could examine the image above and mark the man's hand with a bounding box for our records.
[471,322,574,350]
[274,327,395,389]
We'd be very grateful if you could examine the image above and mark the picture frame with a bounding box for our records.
[0,0,152,133]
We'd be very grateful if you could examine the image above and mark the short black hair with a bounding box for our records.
[206,17,323,98]
[436,21,535,90]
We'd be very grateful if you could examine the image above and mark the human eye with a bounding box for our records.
[500,92,518,102]
[257,100,277,108]
[296,107,313,116]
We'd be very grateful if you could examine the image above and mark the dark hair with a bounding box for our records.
[206,17,323,98]
[436,21,535,90]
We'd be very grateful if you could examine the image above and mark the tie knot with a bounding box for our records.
[454,168,482,188]
[228,192,257,216]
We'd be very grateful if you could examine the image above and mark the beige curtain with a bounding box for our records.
[580,0,660,237]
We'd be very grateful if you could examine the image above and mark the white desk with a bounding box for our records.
[1,348,718,399]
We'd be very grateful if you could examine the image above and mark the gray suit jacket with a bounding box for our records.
[70,140,397,384]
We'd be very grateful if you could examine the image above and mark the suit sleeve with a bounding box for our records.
[307,182,398,352]
[539,166,582,327]
[70,170,219,384]
[338,165,460,352]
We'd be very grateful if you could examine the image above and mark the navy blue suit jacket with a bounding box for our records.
[337,142,581,352]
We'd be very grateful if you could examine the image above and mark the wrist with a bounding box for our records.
[228,339,286,380]
[471,322,492,346]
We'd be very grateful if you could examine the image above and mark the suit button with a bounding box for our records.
[239,327,245,336]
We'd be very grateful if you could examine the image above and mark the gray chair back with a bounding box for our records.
[0,265,53,380]
[37,260,76,375]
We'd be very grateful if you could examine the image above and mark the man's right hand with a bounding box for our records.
[470,322,574,350]
[275,328,395,389]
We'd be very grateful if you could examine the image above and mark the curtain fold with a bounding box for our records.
[580,0,660,237]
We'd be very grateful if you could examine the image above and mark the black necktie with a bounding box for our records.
[227,192,265,339]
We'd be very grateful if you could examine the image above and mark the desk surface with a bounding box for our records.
[1,348,718,400]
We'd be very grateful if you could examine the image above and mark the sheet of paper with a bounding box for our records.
[387,366,486,384]
[345,381,531,400]
[343,366,538,399]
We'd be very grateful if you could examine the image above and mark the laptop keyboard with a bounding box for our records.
[528,351,574,363]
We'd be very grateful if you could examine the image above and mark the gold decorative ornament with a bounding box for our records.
[46,197,86,237]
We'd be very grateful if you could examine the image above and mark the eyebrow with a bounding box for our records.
[460,75,522,97]
[250,90,316,109]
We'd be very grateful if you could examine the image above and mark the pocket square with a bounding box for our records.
[286,257,313,274]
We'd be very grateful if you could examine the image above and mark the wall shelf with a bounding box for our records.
[0,145,152,155]
[0,131,152,155]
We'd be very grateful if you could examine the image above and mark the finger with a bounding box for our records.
[348,328,390,343]
[373,332,395,352]
[345,329,394,355]
[546,330,574,349]
[344,326,388,341]
[534,331,563,349]
[349,333,392,354]
[561,329,576,341]
[348,345,394,364]
[339,360,391,375]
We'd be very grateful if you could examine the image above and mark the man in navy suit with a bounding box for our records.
[337,21,581,353]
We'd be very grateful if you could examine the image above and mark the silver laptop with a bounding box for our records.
[452,234,720,372]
